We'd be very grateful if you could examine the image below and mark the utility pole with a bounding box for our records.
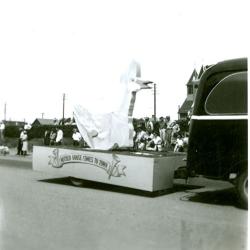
[41,113,44,119]
[62,93,65,126]
[154,83,156,121]
[4,103,6,121]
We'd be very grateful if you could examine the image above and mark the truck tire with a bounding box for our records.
[69,177,85,187]
[236,170,248,209]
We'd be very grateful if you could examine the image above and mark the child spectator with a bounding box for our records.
[174,135,184,152]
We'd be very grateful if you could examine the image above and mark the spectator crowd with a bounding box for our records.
[0,115,189,155]
[43,127,83,147]
[40,116,188,152]
[133,116,188,152]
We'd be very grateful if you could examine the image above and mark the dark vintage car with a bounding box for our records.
[186,58,247,208]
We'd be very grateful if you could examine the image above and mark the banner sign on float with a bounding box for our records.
[48,148,126,179]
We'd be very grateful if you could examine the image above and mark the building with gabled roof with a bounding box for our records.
[32,118,56,126]
[2,120,26,127]
[178,65,208,120]
[178,69,198,120]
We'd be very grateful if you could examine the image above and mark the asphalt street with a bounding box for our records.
[0,152,247,250]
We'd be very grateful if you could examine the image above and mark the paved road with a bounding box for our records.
[0,154,247,250]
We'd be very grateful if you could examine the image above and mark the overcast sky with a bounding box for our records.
[0,0,248,123]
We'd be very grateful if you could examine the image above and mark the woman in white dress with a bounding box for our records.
[21,130,28,156]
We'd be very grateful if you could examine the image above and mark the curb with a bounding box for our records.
[0,148,32,162]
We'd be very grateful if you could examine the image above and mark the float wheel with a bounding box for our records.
[236,170,248,209]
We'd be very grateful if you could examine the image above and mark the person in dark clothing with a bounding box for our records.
[153,120,160,135]
[17,138,23,155]
[49,129,57,145]
[44,130,51,146]
[16,128,24,155]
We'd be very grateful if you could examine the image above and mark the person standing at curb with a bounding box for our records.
[21,130,28,156]
[17,128,24,155]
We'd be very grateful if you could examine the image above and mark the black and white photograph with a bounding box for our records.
[0,0,248,249]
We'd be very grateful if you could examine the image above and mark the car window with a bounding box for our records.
[205,72,247,115]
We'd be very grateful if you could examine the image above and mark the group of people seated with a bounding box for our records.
[134,128,163,151]
[133,116,188,152]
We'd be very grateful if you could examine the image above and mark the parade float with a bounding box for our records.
[33,61,185,192]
